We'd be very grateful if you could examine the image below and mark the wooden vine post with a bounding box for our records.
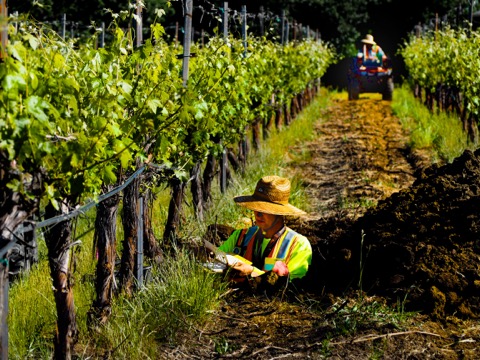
[118,3,145,295]
[0,0,7,59]
[182,0,193,88]
[258,6,265,37]
[219,1,228,193]
[238,5,248,170]
[136,0,143,47]
[285,17,290,44]
[0,257,7,359]
[61,14,66,40]
[164,0,193,241]
[250,7,263,151]
[0,5,9,355]
[223,2,228,40]
[241,5,247,56]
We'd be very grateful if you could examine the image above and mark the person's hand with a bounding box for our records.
[231,261,254,277]
[272,261,289,277]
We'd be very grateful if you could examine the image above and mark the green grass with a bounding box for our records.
[80,253,227,359]
[391,83,474,163]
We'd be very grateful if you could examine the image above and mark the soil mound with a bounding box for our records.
[307,149,480,319]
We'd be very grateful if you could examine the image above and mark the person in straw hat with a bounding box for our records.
[218,175,312,283]
[357,34,386,69]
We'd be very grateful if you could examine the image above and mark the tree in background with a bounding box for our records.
[10,0,478,57]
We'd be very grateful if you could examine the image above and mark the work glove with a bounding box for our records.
[231,261,254,277]
[272,261,289,277]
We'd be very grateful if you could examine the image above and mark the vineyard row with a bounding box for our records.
[0,7,335,358]
[400,27,480,142]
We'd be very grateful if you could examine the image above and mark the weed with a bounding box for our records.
[327,293,414,338]
[214,336,236,355]
[369,338,387,360]
[320,338,332,357]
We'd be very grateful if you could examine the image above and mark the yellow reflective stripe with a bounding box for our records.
[270,231,286,258]
[271,230,296,260]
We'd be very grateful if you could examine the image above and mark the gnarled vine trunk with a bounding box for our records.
[143,188,163,264]
[163,176,186,244]
[87,189,119,326]
[0,159,42,242]
[274,106,283,130]
[202,154,217,207]
[119,173,140,297]
[0,157,43,356]
[251,117,262,151]
[190,162,205,221]
[44,201,78,360]
[283,103,291,126]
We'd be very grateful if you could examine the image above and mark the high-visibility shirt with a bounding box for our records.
[218,226,312,280]
[357,44,385,66]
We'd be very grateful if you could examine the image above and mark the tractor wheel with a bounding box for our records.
[382,77,394,101]
[348,79,360,100]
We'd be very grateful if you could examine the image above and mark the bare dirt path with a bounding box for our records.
[297,93,416,221]
[163,93,480,359]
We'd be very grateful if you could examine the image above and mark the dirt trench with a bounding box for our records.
[297,95,480,322]
[165,94,480,359]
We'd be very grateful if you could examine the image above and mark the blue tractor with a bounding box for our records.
[347,56,393,100]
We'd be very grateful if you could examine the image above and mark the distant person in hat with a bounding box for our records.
[357,34,386,70]
[218,175,312,284]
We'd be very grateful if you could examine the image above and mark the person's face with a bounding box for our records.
[254,211,279,232]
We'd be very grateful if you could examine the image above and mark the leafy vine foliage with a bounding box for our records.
[1,12,336,218]
[400,28,480,143]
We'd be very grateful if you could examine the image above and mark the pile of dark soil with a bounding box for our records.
[304,149,480,319]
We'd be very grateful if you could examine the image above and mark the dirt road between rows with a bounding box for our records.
[164,93,480,359]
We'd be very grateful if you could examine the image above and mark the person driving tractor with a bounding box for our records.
[357,34,386,70]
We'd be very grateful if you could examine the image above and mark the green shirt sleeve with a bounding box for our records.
[218,229,242,253]
[287,234,312,280]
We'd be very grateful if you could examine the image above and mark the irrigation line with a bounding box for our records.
[35,162,168,230]
[36,166,146,229]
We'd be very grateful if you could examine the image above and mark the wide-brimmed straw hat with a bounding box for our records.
[234,175,306,216]
[361,34,376,45]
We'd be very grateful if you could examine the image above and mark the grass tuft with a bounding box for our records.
[391,84,473,163]
[82,251,226,359]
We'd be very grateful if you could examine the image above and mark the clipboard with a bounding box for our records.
[203,240,252,266]
[203,240,264,277]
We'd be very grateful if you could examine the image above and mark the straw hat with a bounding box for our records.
[234,175,306,216]
[361,34,376,45]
